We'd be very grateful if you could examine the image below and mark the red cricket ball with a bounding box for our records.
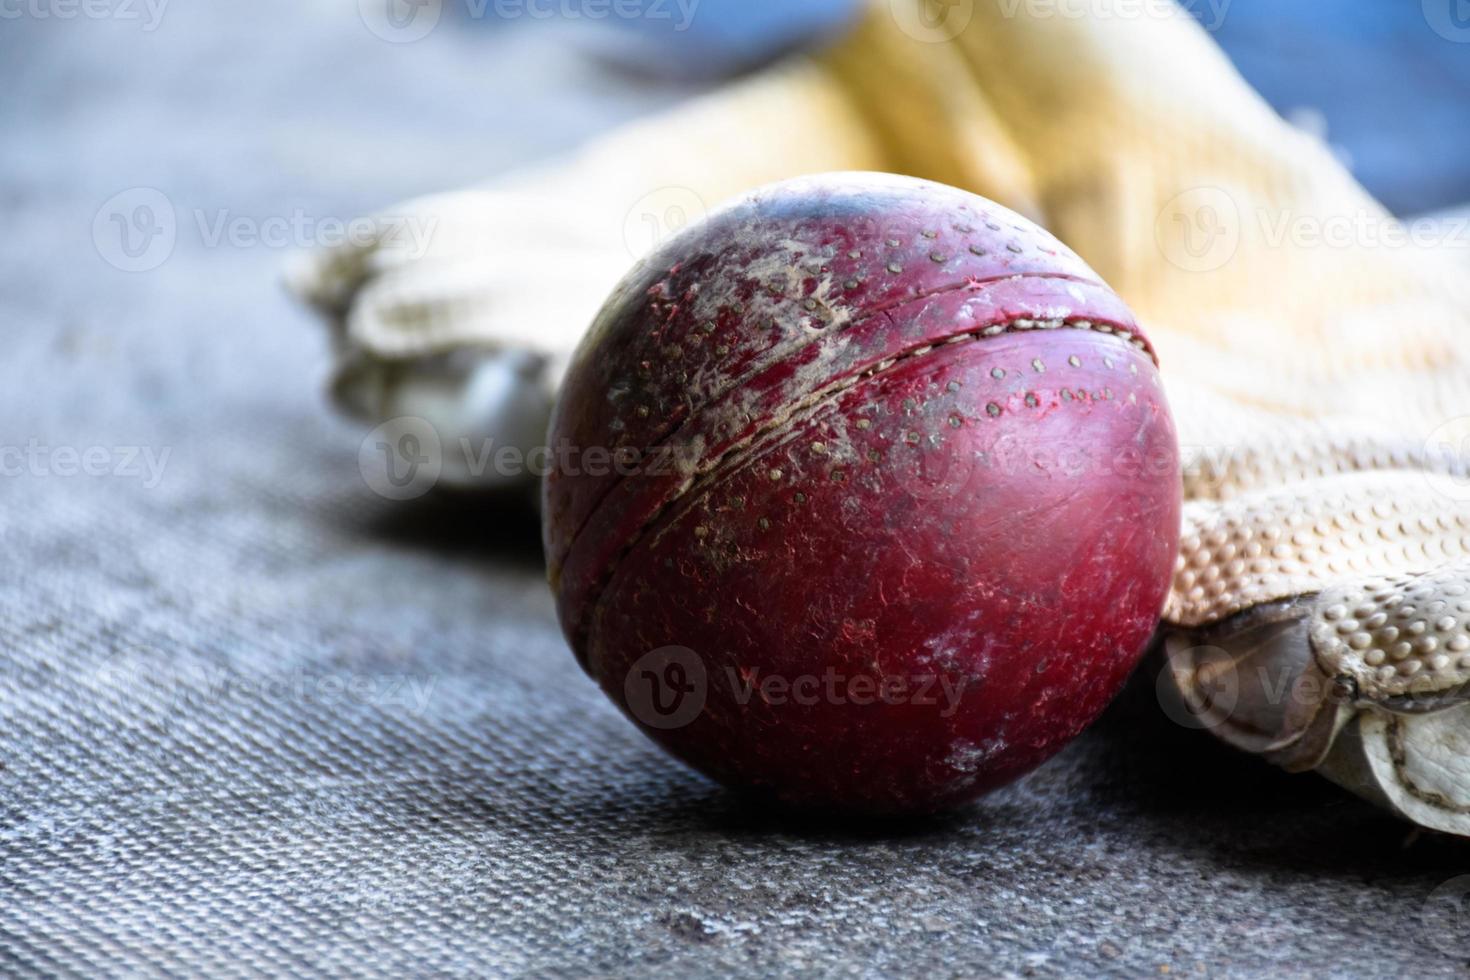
[543,173,1180,814]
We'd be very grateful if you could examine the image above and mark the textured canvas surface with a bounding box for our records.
[3,3,1470,977]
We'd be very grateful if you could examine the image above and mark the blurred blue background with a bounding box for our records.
[569,0,1470,215]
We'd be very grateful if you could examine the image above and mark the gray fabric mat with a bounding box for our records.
[2,4,1468,977]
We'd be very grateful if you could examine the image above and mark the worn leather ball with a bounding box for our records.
[543,173,1180,814]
